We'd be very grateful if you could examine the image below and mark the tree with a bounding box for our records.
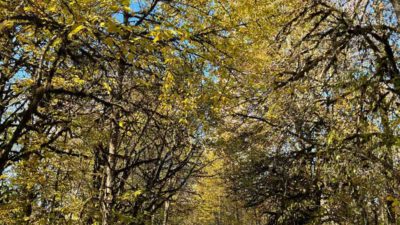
[0,0,236,224]
[219,0,400,224]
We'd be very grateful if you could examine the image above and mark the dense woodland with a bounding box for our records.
[1,0,400,224]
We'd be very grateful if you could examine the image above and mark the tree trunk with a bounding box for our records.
[102,123,118,225]
[162,200,170,225]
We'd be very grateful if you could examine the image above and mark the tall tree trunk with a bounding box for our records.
[162,200,170,225]
[102,122,118,225]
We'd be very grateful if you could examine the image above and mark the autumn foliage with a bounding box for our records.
[1,0,400,224]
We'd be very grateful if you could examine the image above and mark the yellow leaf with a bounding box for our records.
[104,37,114,46]
[121,0,130,6]
[72,76,85,86]
[52,37,62,47]
[134,190,142,197]
[153,33,160,43]
[68,25,86,40]
[48,5,57,12]
[123,6,131,12]
[327,131,336,146]
[130,37,141,43]
[0,20,14,31]
[179,118,188,124]
[106,22,119,33]
[127,53,134,61]
[102,82,112,94]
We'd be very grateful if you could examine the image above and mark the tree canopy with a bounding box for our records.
[1,0,400,224]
